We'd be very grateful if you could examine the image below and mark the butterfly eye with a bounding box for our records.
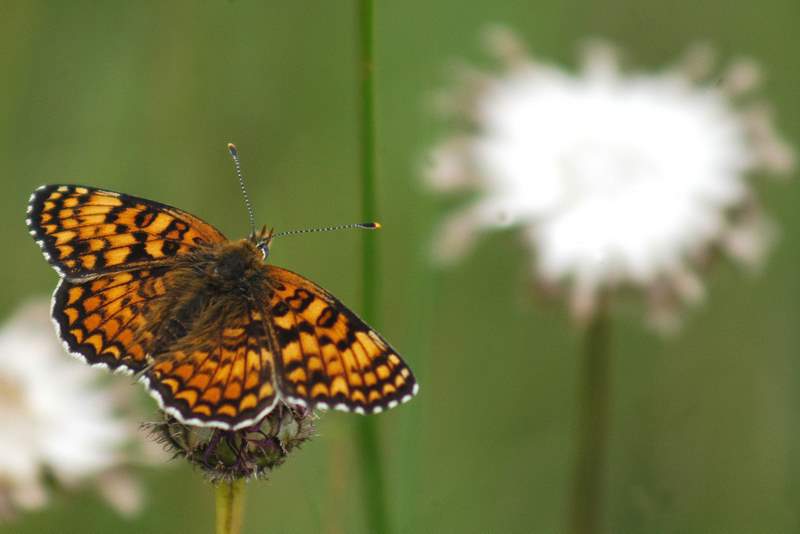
[258,243,270,260]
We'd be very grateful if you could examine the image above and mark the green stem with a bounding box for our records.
[568,306,611,534]
[354,0,391,533]
[215,480,245,534]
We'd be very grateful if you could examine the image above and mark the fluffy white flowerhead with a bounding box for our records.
[0,299,154,519]
[427,29,794,329]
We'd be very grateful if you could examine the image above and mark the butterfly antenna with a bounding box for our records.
[274,221,381,238]
[227,143,257,238]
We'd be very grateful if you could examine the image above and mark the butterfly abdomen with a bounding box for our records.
[150,288,211,356]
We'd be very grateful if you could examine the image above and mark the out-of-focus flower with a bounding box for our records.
[0,299,157,520]
[426,28,795,330]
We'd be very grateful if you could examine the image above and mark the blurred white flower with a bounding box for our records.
[0,299,156,520]
[426,29,795,329]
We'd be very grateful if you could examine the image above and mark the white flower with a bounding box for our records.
[0,299,154,519]
[426,29,794,329]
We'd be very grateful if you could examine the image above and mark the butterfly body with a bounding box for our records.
[136,240,268,358]
[27,185,417,430]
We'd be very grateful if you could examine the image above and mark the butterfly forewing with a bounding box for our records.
[266,266,418,414]
[27,185,227,279]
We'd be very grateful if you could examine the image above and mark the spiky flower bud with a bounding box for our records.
[146,403,316,483]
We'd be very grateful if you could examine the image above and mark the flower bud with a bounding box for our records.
[145,403,316,482]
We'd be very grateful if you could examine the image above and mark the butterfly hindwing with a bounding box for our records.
[52,267,172,373]
[143,302,279,430]
[27,185,227,279]
[266,265,418,414]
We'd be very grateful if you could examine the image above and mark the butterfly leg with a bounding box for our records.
[202,429,224,468]
[224,432,257,476]
[224,432,242,458]
[239,417,283,453]
[266,403,288,438]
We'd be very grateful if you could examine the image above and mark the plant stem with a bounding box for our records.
[215,480,245,534]
[568,305,611,534]
[354,0,391,533]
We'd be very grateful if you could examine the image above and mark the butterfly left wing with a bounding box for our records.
[265,265,418,414]
[143,301,280,430]
[27,184,227,279]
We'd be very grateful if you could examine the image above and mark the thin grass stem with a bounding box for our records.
[354,0,392,533]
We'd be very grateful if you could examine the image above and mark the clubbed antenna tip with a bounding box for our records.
[227,143,238,157]
[273,221,382,238]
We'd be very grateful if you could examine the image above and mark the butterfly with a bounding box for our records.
[26,178,417,430]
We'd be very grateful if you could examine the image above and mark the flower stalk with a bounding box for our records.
[354,0,392,533]
[215,480,245,534]
[568,303,611,534]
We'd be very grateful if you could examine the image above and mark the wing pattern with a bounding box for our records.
[143,303,279,430]
[52,267,171,373]
[266,266,418,414]
[27,184,226,278]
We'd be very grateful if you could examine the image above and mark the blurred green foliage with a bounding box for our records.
[1,1,799,533]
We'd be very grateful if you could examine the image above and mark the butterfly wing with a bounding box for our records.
[143,301,280,430]
[52,267,174,373]
[266,265,418,414]
[27,184,227,279]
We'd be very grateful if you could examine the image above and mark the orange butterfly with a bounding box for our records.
[26,154,417,431]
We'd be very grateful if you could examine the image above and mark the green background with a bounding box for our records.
[2,1,799,533]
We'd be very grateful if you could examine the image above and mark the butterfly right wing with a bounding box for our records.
[265,265,418,414]
[27,184,227,279]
